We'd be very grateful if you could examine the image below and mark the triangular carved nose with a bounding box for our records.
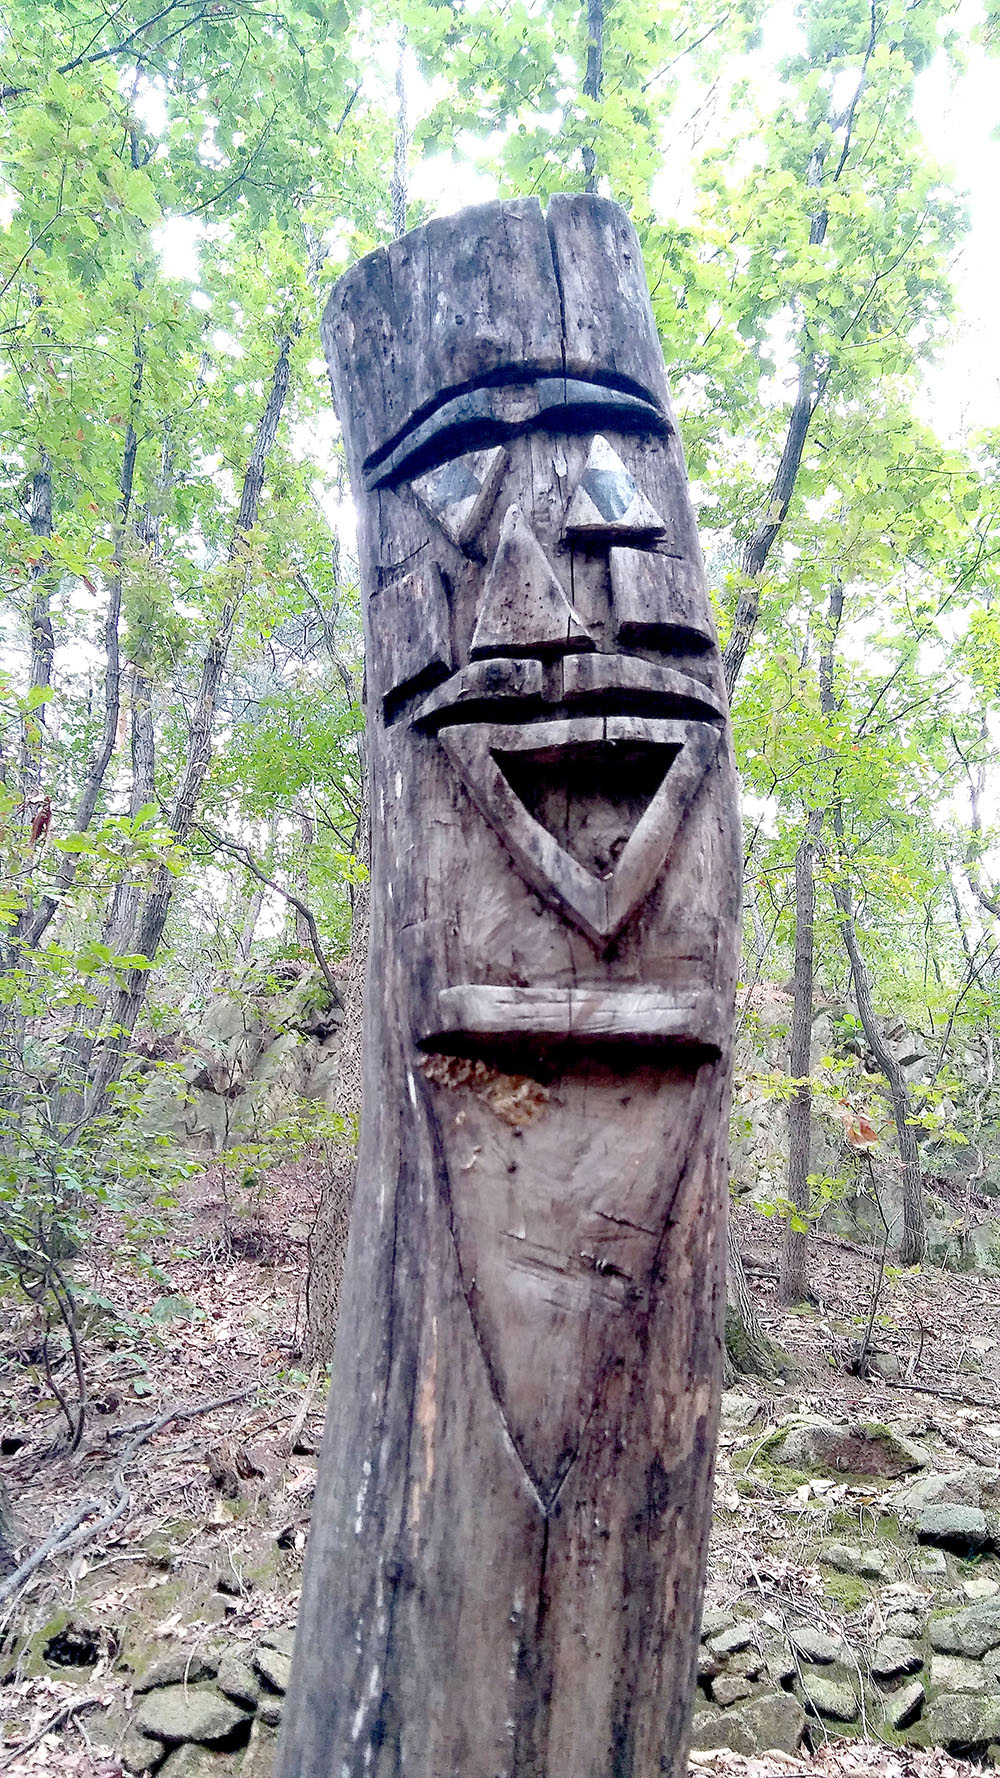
[470,504,595,659]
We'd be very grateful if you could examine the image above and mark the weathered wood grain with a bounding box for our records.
[277,194,741,1778]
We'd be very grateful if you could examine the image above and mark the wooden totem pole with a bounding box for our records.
[277,195,741,1778]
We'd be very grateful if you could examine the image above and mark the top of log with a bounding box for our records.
[322,195,674,482]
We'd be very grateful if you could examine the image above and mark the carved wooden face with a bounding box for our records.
[354,400,738,1506]
[364,395,728,971]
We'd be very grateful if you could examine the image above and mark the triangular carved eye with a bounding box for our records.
[411,446,506,553]
[565,435,665,538]
[470,505,594,659]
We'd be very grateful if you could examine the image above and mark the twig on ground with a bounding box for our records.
[284,1362,321,1455]
[879,1376,1000,1412]
[0,1694,100,1772]
[0,1499,99,1608]
[0,1384,256,1608]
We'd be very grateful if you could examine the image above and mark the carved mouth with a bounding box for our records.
[439,712,721,946]
[414,653,725,732]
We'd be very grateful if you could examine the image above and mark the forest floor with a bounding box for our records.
[0,1170,997,1776]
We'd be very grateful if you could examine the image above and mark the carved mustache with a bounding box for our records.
[415,653,725,732]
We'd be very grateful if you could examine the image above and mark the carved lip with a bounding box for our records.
[414,653,725,731]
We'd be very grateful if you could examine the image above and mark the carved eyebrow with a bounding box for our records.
[364,376,667,490]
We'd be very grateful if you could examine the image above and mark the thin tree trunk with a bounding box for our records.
[720,21,878,699]
[723,354,828,699]
[292,810,314,952]
[84,326,297,1113]
[581,0,604,192]
[19,457,54,802]
[236,880,267,964]
[17,408,140,950]
[725,1224,778,1380]
[302,801,369,1365]
[389,29,407,238]
[781,808,821,1302]
[780,582,843,1301]
[833,863,924,1264]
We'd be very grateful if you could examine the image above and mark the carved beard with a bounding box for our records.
[354,417,736,1503]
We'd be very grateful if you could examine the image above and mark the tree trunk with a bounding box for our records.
[278,195,741,1778]
[85,327,297,1112]
[781,583,843,1301]
[834,871,924,1264]
[781,810,821,1302]
[719,31,880,700]
[302,855,368,1366]
[19,457,54,802]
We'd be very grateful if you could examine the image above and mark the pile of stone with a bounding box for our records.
[692,1590,1000,1759]
[121,1629,294,1776]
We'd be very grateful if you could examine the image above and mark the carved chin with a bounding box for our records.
[420,1055,712,1506]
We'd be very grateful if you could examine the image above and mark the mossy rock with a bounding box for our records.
[820,1568,872,1613]
[771,1418,928,1483]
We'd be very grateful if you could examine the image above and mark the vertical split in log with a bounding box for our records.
[277,195,741,1778]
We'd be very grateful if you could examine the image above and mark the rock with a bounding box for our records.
[917,1550,947,1578]
[931,1654,988,1693]
[871,1636,923,1680]
[728,1648,766,1680]
[252,1646,292,1693]
[700,1609,735,1640]
[708,1623,755,1658]
[734,1692,807,1755]
[763,1641,797,1687]
[216,1651,262,1709]
[159,1748,224,1777]
[697,1648,722,1682]
[121,1731,161,1774]
[721,1393,761,1430]
[930,1602,1000,1659]
[712,1675,753,1708]
[775,1419,927,1480]
[798,1673,859,1723]
[133,1651,220,1693]
[917,1505,991,1554]
[886,1611,924,1639]
[925,1695,1000,1750]
[884,1679,925,1732]
[966,1577,1000,1601]
[822,1541,890,1580]
[688,1693,805,1756]
[136,1684,250,1748]
[869,1352,903,1380]
[688,1708,730,1751]
[258,1696,283,1728]
[899,1469,997,1513]
[788,1625,844,1665]
[240,1721,280,1778]
[258,1626,297,1660]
